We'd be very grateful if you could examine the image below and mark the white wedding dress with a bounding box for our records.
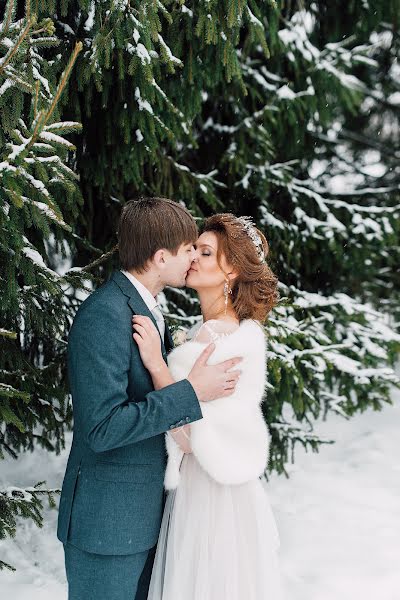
[147,320,284,600]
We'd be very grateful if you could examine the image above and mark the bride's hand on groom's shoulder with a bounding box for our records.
[132,315,163,372]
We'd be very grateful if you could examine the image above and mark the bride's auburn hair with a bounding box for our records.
[203,213,280,323]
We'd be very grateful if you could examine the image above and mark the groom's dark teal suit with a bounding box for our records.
[57,270,202,599]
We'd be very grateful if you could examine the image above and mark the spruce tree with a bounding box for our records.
[0,0,87,570]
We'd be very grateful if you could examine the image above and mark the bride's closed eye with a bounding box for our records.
[193,244,211,256]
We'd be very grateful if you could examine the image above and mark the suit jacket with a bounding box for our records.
[164,319,270,489]
[57,270,203,555]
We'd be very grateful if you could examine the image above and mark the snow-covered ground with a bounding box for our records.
[1,375,399,600]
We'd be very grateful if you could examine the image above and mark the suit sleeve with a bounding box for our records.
[68,304,203,453]
[189,327,270,485]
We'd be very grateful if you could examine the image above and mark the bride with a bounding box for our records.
[132,213,284,600]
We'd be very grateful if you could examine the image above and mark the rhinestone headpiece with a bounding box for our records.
[237,216,265,262]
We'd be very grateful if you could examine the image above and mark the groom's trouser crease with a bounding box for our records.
[64,541,156,600]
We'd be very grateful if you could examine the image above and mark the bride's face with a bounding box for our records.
[185,231,233,291]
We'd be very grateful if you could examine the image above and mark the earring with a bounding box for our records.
[224,279,232,314]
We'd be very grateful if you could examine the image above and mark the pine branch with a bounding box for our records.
[1,0,16,39]
[0,329,17,340]
[76,244,119,272]
[0,16,31,76]
[43,41,82,126]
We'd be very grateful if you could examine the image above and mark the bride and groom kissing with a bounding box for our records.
[57,197,283,599]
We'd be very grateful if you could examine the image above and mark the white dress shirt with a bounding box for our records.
[121,270,165,340]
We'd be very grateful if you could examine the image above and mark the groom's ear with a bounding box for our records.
[153,248,167,267]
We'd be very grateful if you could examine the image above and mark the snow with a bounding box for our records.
[58,22,75,36]
[39,131,75,149]
[132,29,143,49]
[0,328,15,337]
[181,5,193,17]
[130,42,151,65]
[151,78,186,123]
[246,7,264,29]
[388,92,400,106]
[20,169,51,197]
[134,87,153,114]
[0,161,17,174]
[244,65,277,91]
[83,1,95,32]
[277,85,296,100]
[32,64,50,95]
[271,373,400,600]
[45,121,82,131]
[22,244,59,279]
[0,78,13,97]
[22,197,69,228]
[278,11,319,62]
[0,364,399,599]
[157,34,183,66]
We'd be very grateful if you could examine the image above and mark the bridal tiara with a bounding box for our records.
[236,216,265,262]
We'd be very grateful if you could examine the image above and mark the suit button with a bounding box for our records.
[185,417,190,422]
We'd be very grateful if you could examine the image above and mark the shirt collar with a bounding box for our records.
[120,270,158,312]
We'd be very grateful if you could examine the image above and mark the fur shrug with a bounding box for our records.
[164,319,270,490]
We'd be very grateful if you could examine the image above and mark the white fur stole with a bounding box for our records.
[164,319,270,489]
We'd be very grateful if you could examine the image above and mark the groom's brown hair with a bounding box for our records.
[118,197,198,272]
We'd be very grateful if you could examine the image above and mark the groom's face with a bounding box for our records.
[161,242,197,287]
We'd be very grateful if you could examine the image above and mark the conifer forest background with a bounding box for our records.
[0,0,400,578]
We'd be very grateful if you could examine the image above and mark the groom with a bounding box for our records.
[57,197,242,600]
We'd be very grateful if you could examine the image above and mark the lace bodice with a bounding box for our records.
[187,319,240,344]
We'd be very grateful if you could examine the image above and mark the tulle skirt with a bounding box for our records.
[147,453,284,600]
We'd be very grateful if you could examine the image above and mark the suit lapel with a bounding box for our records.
[111,271,167,360]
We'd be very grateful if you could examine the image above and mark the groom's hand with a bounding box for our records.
[187,343,242,402]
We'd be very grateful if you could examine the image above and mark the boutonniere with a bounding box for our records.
[172,327,188,347]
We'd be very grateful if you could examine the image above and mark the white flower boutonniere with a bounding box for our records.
[172,327,188,347]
